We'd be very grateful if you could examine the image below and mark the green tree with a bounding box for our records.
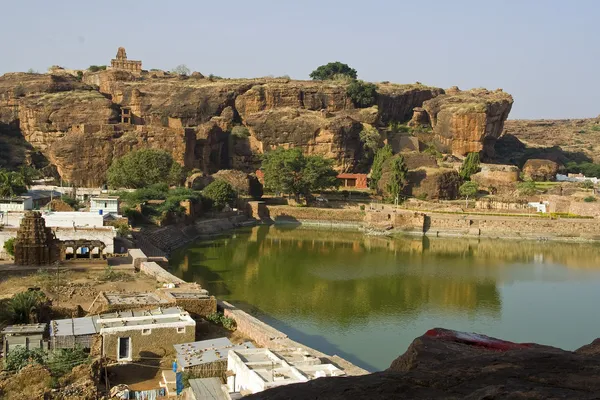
[0,170,27,198]
[369,145,393,190]
[517,181,537,196]
[359,125,382,170]
[309,62,357,81]
[581,180,594,190]
[459,152,481,180]
[347,80,378,108]
[261,148,338,200]
[9,291,45,324]
[107,149,183,188]
[3,237,15,257]
[202,180,237,210]
[459,181,479,207]
[386,155,408,203]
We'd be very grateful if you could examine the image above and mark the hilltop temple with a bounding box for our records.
[110,47,142,73]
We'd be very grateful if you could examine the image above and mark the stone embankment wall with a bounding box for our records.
[263,205,364,228]
[220,301,368,376]
[139,261,186,284]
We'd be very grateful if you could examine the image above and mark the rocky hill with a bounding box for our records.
[0,67,513,186]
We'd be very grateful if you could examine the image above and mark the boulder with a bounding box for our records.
[422,88,513,158]
[249,328,600,399]
[522,159,559,181]
[471,163,519,187]
[212,169,263,199]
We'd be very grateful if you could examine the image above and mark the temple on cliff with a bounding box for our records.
[110,47,142,73]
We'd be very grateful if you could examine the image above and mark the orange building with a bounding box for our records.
[337,173,368,189]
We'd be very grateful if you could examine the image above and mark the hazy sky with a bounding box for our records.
[1,0,598,119]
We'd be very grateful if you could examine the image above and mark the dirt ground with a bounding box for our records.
[0,261,160,311]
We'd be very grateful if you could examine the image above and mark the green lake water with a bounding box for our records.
[169,225,600,372]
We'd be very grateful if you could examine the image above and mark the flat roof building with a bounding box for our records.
[226,348,344,395]
[174,337,254,376]
[1,323,47,355]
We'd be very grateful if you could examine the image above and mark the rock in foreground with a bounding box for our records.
[248,328,600,399]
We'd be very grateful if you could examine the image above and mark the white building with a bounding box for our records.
[0,197,33,213]
[90,196,120,216]
[556,174,600,184]
[226,348,344,395]
[528,201,549,213]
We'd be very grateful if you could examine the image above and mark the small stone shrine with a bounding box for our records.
[14,211,60,265]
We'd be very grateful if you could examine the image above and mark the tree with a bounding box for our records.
[459,181,479,208]
[0,170,27,198]
[106,149,183,188]
[369,145,393,190]
[202,180,237,210]
[347,80,378,108]
[172,64,191,76]
[386,155,408,204]
[359,125,382,170]
[261,148,338,200]
[459,152,481,180]
[4,237,15,257]
[9,291,45,324]
[309,62,357,81]
[581,180,594,191]
[517,181,537,196]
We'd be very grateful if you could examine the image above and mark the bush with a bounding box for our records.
[115,223,131,237]
[4,237,15,257]
[202,180,236,210]
[13,84,25,97]
[517,181,537,196]
[61,196,80,210]
[4,347,46,371]
[171,64,190,76]
[231,125,250,138]
[47,347,89,376]
[584,196,597,202]
[310,62,357,81]
[87,65,107,72]
[100,266,132,282]
[205,312,236,330]
[347,80,378,108]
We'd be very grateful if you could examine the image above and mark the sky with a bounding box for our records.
[0,0,598,119]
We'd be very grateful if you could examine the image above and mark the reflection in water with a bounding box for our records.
[170,225,600,371]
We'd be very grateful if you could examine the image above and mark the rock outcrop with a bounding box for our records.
[422,88,513,158]
[522,158,559,181]
[471,163,520,187]
[0,66,511,185]
[249,328,600,399]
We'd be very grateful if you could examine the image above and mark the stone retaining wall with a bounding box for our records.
[139,261,186,284]
[266,205,364,223]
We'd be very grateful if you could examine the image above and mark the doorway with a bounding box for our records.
[118,337,131,361]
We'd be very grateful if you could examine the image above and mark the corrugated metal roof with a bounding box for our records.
[174,338,255,368]
[189,378,226,400]
[1,323,47,335]
[51,317,97,337]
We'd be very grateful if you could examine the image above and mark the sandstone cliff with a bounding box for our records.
[0,69,511,186]
[422,88,513,158]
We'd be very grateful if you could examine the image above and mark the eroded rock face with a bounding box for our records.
[471,163,520,187]
[249,328,600,399]
[522,159,559,181]
[422,88,513,158]
[0,70,511,185]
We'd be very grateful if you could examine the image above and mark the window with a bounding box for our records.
[117,337,131,361]
[176,327,185,334]
[142,329,151,335]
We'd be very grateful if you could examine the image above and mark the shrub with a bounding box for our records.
[4,347,46,371]
[13,84,25,97]
[584,196,597,202]
[347,80,378,108]
[581,180,595,190]
[61,196,80,210]
[3,237,15,257]
[99,266,132,282]
[370,145,393,190]
[47,347,89,376]
[205,312,236,330]
[231,126,250,138]
[87,65,107,72]
[310,62,357,81]
[202,180,236,210]
[591,125,600,132]
[115,223,131,237]
[517,181,537,196]
[388,121,411,133]
[171,64,190,76]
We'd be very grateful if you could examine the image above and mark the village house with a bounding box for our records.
[50,307,195,362]
[0,196,33,213]
[90,196,120,216]
[1,323,47,355]
[226,348,345,395]
[174,337,254,376]
[337,173,369,190]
